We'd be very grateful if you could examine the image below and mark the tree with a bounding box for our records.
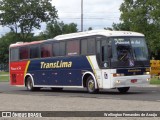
[113,0,160,59]
[112,22,130,31]
[0,0,58,41]
[104,27,113,31]
[88,27,93,31]
[44,21,78,39]
[0,32,18,64]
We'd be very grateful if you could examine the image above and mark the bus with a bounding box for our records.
[9,30,150,94]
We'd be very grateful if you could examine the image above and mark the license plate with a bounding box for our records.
[131,79,137,83]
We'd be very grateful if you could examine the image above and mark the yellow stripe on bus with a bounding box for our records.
[24,61,30,77]
[86,56,97,78]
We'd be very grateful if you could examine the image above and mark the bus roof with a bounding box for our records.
[10,30,144,48]
[10,40,44,48]
[54,30,144,40]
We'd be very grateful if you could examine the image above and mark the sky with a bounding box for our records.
[0,0,124,37]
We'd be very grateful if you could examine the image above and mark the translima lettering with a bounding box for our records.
[41,61,72,69]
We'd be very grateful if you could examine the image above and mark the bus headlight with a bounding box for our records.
[116,80,121,84]
[143,72,150,75]
[113,73,124,77]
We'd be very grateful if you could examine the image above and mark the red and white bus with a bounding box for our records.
[9,30,150,93]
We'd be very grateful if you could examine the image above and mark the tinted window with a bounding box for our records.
[102,46,108,62]
[81,38,95,55]
[41,44,52,58]
[30,45,39,59]
[20,46,29,60]
[101,39,108,62]
[53,42,65,56]
[53,42,59,56]
[97,40,100,54]
[81,39,87,55]
[88,38,95,54]
[67,40,80,56]
[59,42,65,56]
[10,48,19,61]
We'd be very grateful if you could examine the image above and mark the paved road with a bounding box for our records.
[0,82,160,120]
[0,82,160,102]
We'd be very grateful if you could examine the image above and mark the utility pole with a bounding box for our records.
[81,0,83,32]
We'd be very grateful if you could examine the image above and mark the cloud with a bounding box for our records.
[0,0,123,37]
[52,0,123,30]
[0,26,10,37]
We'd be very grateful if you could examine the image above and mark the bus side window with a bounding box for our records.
[101,38,109,68]
[20,46,29,60]
[96,40,101,64]
[102,46,108,62]
[10,48,19,61]
[53,42,60,56]
[41,44,52,58]
[59,42,66,56]
[88,38,95,54]
[67,40,80,56]
[81,39,87,55]
[30,45,40,59]
[53,42,65,57]
[81,38,96,55]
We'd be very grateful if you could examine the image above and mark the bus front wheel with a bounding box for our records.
[86,76,99,94]
[117,87,130,93]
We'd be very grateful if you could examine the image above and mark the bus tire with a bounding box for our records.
[86,76,99,94]
[117,87,130,93]
[26,77,38,91]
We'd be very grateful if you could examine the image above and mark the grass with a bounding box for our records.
[150,77,160,85]
[0,71,9,82]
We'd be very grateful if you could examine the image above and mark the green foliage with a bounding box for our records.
[88,27,93,31]
[43,21,78,39]
[113,0,160,59]
[0,32,18,63]
[0,21,78,64]
[0,0,58,41]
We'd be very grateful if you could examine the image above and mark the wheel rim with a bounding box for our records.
[27,80,32,90]
[88,79,95,91]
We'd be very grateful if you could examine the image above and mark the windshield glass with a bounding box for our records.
[111,37,149,68]
[130,38,149,60]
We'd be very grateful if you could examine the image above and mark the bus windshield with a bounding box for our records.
[111,37,149,68]
[130,38,149,61]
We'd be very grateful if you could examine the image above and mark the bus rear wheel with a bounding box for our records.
[26,77,40,91]
[86,76,99,94]
[117,87,130,93]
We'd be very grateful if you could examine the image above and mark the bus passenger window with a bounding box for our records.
[53,42,65,56]
[59,42,66,56]
[88,38,95,54]
[10,48,19,61]
[41,44,52,58]
[53,42,60,56]
[30,45,40,59]
[81,39,87,55]
[20,47,29,60]
[67,40,80,56]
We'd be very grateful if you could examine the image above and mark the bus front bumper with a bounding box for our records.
[112,75,151,88]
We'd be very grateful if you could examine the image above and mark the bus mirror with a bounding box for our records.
[108,45,112,58]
